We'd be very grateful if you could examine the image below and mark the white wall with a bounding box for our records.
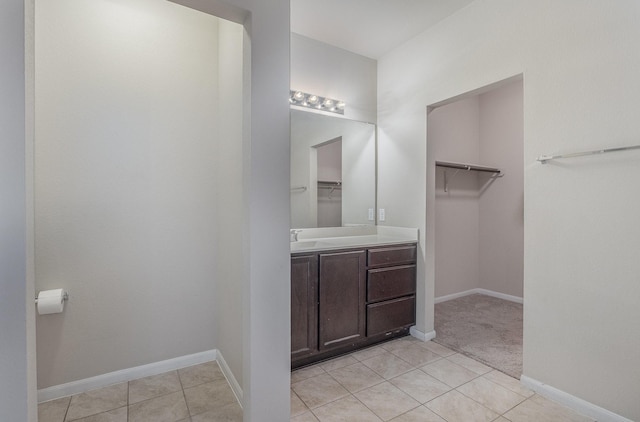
[215,18,245,391]
[34,0,226,388]
[0,0,37,420]
[291,33,377,123]
[378,1,640,419]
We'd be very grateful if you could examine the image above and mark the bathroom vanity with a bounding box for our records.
[290,228,418,368]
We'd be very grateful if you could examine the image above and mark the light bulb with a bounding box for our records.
[323,99,334,107]
[308,95,318,104]
[337,101,345,110]
[293,91,304,101]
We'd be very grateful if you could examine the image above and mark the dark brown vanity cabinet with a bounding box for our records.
[318,250,366,350]
[291,255,318,360]
[365,245,417,337]
[291,243,416,367]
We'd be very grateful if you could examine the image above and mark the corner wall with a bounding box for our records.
[0,0,36,419]
[378,1,640,419]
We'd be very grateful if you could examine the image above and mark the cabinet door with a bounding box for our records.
[319,250,366,350]
[291,255,318,360]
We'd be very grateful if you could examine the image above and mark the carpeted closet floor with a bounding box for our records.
[434,294,523,378]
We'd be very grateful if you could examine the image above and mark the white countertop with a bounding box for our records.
[290,226,418,253]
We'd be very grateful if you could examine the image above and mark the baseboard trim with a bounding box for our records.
[410,326,436,342]
[520,375,633,422]
[216,350,243,406]
[435,288,523,304]
[38,349,217,403]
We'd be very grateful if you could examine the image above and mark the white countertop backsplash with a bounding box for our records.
[291,226,419,253]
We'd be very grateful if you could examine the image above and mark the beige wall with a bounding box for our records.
[478,80,524,298]
[430,80,524,300]
[429,96,481,298]
[378,1,640,419]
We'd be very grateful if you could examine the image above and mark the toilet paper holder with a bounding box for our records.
[35,291,69,304]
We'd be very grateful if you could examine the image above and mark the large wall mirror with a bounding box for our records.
[291,109,376,228]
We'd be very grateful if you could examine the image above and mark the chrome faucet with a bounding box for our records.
[290,229,302,242]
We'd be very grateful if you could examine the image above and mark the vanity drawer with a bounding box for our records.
[367,245,416,268]
[366,295,415,337]
[367,265,416,303]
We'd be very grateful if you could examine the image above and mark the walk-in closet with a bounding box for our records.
[428,78,524,377]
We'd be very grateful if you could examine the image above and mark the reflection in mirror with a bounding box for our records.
[290,109,376,228]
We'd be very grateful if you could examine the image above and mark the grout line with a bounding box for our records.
[63,396,71,422]
[126,381,129,422]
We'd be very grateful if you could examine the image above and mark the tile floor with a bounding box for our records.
[38,338,594,422]
[38,361,242,422]
[291,336,594,422]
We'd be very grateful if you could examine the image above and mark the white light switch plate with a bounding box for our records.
[379,208,385,221]
[368,208,374,221]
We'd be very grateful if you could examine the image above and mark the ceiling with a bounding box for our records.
[290,0,475,59]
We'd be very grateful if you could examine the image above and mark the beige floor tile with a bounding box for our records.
[183,379,238,416]
[503,394,594,422]
[291,411,320,421]
[70,407,127,422]
[456,377,526,414]
[291,389,309,417]
[129,370,182,404]
[389,405,446,422]
[482,370,534,398]
[291,373,349,409]
[493,418,510,422]
[328,362,384,393]
[425,390,498,422]
[312,395,382,422]
[361,352,414,379]
[391,344,442,367]
[350,345,386,361]
[38,396,70,422]
[355,381,420,421]
[319,355,358,372]
[66,383,127,421]
[419,341,456,357]
[291,365,326,384]
[379,338,417,354]
[178,361,225,389]
[389,369,451,404]
[190,401,243,422]
[445,353,492,375]
[420,359,479,388]
[128,391,189,422]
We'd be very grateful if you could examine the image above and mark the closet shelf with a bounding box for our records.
[436,161,502,174]
[436,160,503,192]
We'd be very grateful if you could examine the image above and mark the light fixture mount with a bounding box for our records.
[289,90,345,115]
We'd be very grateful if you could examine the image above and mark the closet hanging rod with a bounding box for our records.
[290,186,307,192]
[436,161,502,174]
[537,144,640,164]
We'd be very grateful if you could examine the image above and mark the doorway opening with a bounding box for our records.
[427,76,524,377]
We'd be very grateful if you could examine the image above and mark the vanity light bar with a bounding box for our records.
[289,90,345,115]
